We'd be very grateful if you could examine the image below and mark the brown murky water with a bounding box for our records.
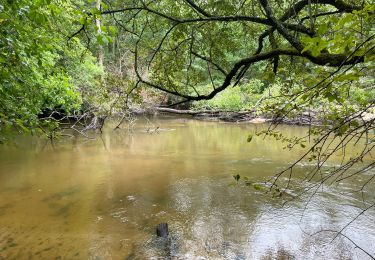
[0,116,374,259]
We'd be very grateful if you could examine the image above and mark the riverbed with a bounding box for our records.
[0,116,374,259]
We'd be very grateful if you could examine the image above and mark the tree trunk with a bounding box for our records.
[96,0,103,68]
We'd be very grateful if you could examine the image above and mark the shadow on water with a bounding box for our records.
[42,186,81,202]
[0,203,13,217]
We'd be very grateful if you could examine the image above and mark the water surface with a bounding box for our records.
[0,116,374,259]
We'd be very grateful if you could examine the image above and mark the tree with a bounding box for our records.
[75,0,371,100]
[0,0,103,141]
[70,0,374,254]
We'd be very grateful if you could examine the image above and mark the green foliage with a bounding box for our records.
[301,5,374,57]
[0,0,101,142]
[193,79,265,110]
[1,0,374,146]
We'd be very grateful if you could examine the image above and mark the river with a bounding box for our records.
[0,116,374,259]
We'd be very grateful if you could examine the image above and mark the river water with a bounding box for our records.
[0,116,374,259]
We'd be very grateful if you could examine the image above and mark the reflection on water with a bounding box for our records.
[0,116,374,259]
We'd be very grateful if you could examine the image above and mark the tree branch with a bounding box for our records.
[183,0,212,17]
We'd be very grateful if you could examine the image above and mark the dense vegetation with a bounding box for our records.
[1,0,374,194]
[1,0,374,132]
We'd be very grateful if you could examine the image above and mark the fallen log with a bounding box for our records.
[154,107,256,122]
[155,107,254,115]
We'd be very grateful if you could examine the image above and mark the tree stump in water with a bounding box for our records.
[156,223,169,238]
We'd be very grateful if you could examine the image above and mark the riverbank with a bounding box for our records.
[134,107,320,126]
[132,107,375,126]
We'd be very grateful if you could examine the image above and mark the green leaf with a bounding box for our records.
[97,35,104,45]
[326,92,337,102]
[90,7,100,15]
[79,17,86,25]
[0,13,9,19]
[317,23,328,35]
